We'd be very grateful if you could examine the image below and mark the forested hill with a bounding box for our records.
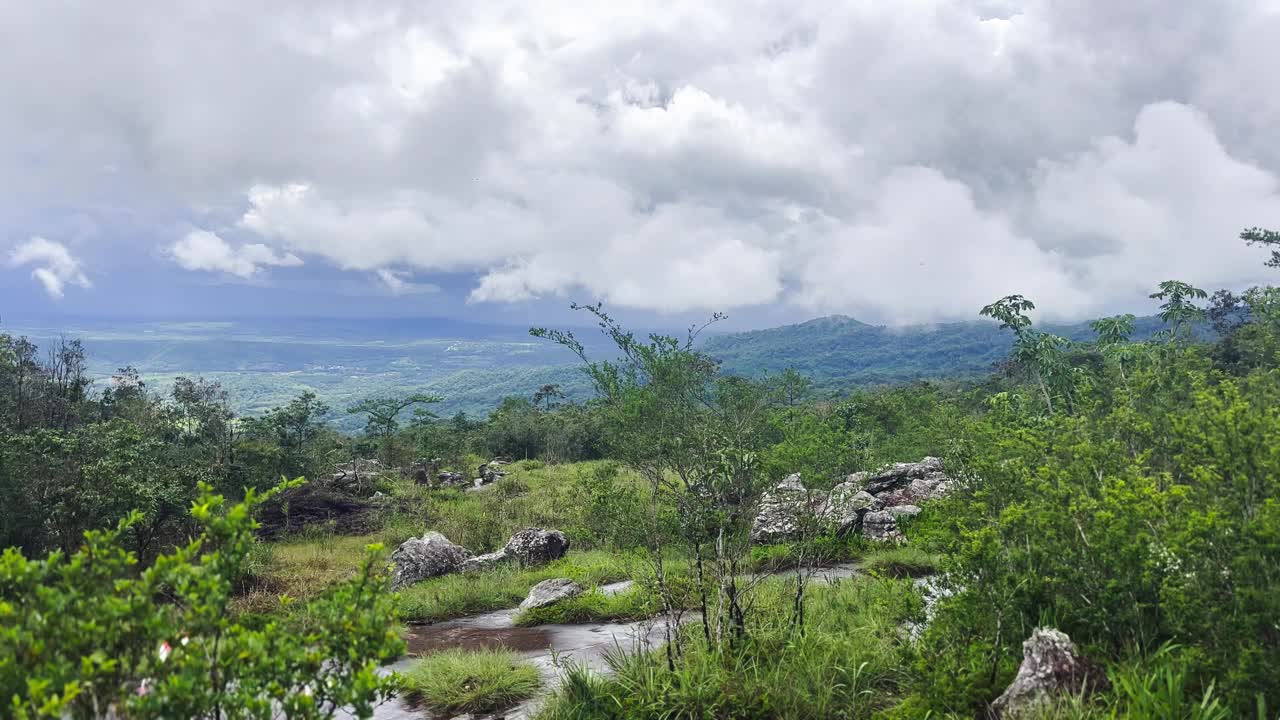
[6,312,1174,425]
[704,313,1169,390]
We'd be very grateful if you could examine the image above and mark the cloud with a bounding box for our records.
[376,268,439,295]
[3,1,1280,321]
[8,237,91,298]
[794,167,1089,324]
[169,230,302,278]
[1030,102,1280,306]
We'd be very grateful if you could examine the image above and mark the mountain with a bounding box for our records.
[702,314,1169,392]
[7,313,1170,428]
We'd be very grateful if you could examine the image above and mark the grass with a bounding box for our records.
[237,459,645,620]
[861,545,940,578]
[395,550,633,623]
[233,529,397,617]
[539,575,923,720]
[514,585,661,626]
[400,648,542,715]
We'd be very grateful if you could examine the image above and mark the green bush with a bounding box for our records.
[914,351,1280,715]
[0,480,403,719]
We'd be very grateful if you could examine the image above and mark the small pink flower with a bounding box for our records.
[137,679,151,696]
[158,641,171,662]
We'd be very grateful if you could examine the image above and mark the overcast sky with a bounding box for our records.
[4,0,1280,328]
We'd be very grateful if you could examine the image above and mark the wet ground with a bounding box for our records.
[363,568,864,719]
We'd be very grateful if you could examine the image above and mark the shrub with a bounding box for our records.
[0,480,403,719]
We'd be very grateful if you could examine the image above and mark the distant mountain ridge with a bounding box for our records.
[7,312,1170,426]
[702,313,1168,391]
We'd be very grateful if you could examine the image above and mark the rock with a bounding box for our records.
[862,457,951,507]
[861,510,904,543]
[505,527,570,567]
[990,628,1109,718]
[823,483,883,534]
[410,458,441,485]
[459,549,508,573]
[460,527,570,573]
[477,460,508,484]
[435,471,468,488]
[390,532,474,589]
[751,474,825,543]
[750,459,951,545]
[519,578,584,610]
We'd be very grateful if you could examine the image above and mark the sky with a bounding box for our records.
[3,0,1280,329]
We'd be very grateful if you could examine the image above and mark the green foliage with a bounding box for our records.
[911,289,1280,716]
[540,577,921,720]
[565,462,651,550]
[346,393,442,465]
[400,649,541,715]
[1109,647,1232,720]
[1241,226,1280,268]
[861,545,939,579]
[0,480,403,719]
[394,550,632,623]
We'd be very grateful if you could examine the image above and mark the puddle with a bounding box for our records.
[405,625,553,655]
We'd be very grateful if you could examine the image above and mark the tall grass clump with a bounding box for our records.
[401,648,542,715]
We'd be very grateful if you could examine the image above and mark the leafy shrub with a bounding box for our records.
[0,480,403,719]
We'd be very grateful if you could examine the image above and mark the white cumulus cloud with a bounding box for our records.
[4,1,1280,320]
[8,237,91,299]
[169,230,302,279]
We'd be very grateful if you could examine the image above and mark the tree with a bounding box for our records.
[347,393,442,465]
[531,384,565,411]
[979,294,1037,336]
[1150,280,1208,341]
[1241,226,1280,268]
[534,304,776,658]
[981,295,1072,413]
[241,392,332,481]
[1091,314,1138,387]
[1090,314,1136,347]
[775,368,813,408]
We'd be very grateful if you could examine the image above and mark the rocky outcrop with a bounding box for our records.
[822,482,882,534]
[505,527,570,567]
[863,457,951,507]
[478,459,509,485]
[519,578,584,610]
[990,628,1109,718]
[751,474,820,543]
[751,458,952,544]
[460,549,509,572]
[460,527,571,572]
[435,471,468,488]
[410,458,441,485]
[390,532,474,589]
[860,510,905,543]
